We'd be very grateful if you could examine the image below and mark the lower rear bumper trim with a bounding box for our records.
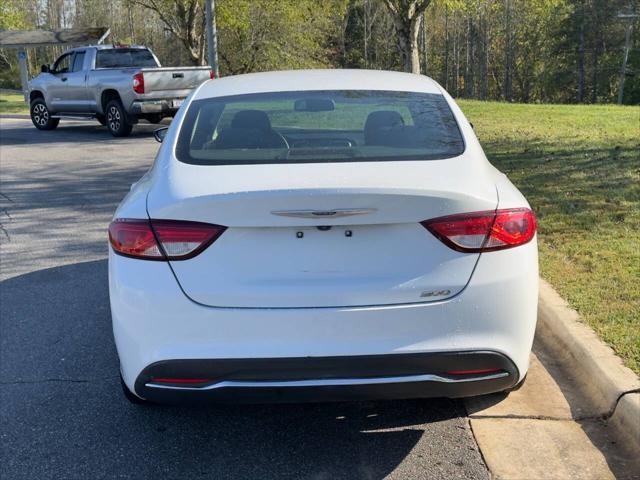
[135,351,519,404]
[146,371,509,391]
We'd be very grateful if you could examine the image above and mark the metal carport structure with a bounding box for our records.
[0,27,110,101]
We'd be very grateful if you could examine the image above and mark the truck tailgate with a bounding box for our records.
[139,67,210,98]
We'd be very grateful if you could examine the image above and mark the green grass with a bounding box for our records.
[0,89,28,114]
[458,100,640,374]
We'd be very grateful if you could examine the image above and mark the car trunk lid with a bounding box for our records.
[146,156,497,308]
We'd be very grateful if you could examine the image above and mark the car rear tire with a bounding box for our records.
[106,99,133,137]
[120,374,152,405]
[30,98,59,130]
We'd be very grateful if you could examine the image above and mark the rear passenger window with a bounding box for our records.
[177,90,465,166]
[72,52,85,72]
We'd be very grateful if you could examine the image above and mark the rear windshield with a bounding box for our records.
[176,90,465,165]
[95,48,158,69]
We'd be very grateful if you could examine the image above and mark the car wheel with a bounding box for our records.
[120,374,152,405]
[30,98,60,130]
[106,100,133,137]
[96,114,107,126]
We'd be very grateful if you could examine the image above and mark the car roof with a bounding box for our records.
[194,69,443,99]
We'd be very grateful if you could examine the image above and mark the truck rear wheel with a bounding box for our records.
[30,98,59,130]
[106,99,133,137]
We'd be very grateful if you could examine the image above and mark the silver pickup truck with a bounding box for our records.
[28,45,212,136]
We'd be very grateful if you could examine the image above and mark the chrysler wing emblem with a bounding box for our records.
[271,208,377,219]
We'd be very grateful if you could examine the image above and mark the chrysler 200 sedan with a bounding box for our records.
[108,70,538,404]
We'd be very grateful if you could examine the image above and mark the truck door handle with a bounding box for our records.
[172,73,184,78]
[61,77,68,82]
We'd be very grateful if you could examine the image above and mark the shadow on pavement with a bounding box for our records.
[0,121,163,146]
[0,260,478,479]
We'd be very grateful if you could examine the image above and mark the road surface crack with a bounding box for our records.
[0,192,14,203]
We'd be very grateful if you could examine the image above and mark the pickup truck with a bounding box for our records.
[28,45,213,136]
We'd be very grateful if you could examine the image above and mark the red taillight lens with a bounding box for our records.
[132,72,145,94]
[422,208,536,252]
[108,219,162,259]
[108,219,226,260]
[209,69,215,80]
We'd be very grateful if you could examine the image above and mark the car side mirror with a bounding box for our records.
[154,127,169,143]
[41,64,50,73]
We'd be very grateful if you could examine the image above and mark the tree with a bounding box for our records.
[216,0,346,75]
[381,0,432,73]
[129,0,206,65]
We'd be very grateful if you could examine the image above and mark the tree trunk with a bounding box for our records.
[453,12,459,96]
[422,11,428,75]
[503,0,512,102]
[382,0,433,74]
[577,1,585,103]
[409,15,422,74]
[481,10,488,100]
[444,6,449,89]
[464,14,474,98]
[591,40,599,103]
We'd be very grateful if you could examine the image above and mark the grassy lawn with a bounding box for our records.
[459,100,640,374]
[0,90,28,114]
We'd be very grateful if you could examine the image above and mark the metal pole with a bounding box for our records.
[18,49,29,103]
[205,0,219,76]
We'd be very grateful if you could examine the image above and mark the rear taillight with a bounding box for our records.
[108,219,226,260]
[209,69,215,80]
[132,72,145,94]
[421,208,536,252]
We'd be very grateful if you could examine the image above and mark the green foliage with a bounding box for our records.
[216,0,348,74]
[0,2,28,30]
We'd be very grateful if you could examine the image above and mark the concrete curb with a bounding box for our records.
[536,279,640,452]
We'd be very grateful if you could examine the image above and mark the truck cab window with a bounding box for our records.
[95,49,159,68]
[72,52,86,72]
[52,53,72,74]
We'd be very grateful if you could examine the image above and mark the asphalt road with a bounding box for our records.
[0,118,489,479]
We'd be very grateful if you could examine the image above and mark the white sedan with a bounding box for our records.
[108,70,538,404]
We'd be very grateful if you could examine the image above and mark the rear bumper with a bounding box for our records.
[136,351,518,404]
[110,239,538,403]
[130,99,183,115]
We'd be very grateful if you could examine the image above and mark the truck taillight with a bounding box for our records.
[132,73,145,94]
[421,208,536,252]
[108,219,226,260]
[209,70,216,80]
